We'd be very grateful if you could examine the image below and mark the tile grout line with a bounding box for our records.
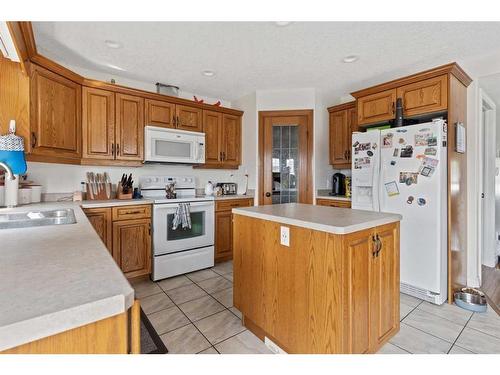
[387,342,413,354]
[159,285,216,353]
[399,299,423,321]
[414,302,474,326]
[446,312,475,354]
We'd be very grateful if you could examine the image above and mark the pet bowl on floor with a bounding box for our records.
[454,288,487,313]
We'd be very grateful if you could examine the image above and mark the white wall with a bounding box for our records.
[27,161,250,195]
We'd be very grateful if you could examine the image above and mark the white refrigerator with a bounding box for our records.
[351,120,448,305]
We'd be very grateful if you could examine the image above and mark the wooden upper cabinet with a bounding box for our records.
[203,110,222,164]
[30,64,82,159]
[113,218,151,279]
[115,93,144,161]
[82,87,115,159]
[145,99,175,128]
[176,104,202,132]
[396,75,448,117]
[357,89,396,126]
[329,110,349,166]
[221,114,241,167]
[348,106,358,133]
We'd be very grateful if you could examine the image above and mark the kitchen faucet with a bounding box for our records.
[0,161,14,180]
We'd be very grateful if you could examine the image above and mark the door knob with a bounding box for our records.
[265,192,271,197]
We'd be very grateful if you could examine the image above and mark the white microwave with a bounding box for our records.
[144,126,205,164]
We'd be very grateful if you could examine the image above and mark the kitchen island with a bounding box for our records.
[232,203,402,354]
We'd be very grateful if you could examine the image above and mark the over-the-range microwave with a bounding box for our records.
[144,126,205,164]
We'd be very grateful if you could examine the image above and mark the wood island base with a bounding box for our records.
[233,213,401,354]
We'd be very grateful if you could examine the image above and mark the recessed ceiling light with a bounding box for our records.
[202,70,215,77]
[106,63,125,71]
[342,55,359,63]
[104,40,122,49]
[274,21,292,27]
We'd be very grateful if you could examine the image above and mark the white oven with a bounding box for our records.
[144,126,205,164]
[151,199,214,280]
[153,200,214,255]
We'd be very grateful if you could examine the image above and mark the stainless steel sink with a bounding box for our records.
[0,209,77,229]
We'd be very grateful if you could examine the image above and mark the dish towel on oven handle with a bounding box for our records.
[171,202,192,230]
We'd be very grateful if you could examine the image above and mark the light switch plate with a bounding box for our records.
[280,226,290,247]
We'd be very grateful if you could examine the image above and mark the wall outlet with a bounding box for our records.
[280,226,290,247]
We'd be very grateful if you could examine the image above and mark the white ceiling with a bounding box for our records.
[32,22,500,103]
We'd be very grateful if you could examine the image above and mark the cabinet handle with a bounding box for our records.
[222,152,226,161]
[376,234,382,257]
[111,143,115,157]
[372,235,378,258]
[391,102,395,114]
[126,210,142,215]
[31,132,37,148]
[177,116,180,127]
[219,151,222,161]
[116,144,120,156]
[173,115,177,126]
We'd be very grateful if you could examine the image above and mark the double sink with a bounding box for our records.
[0,209,77,230]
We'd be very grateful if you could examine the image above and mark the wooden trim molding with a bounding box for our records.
[351,62,472,99]
[327,101,356,113]
[258,109,314,205]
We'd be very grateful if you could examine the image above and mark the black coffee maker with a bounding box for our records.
[330,173,346,196]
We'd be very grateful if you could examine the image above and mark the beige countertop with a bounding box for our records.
[316,195,351,202]
[0,201,134,351]
[232,203,401,235]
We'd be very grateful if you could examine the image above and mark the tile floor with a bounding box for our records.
[132,260,500,354]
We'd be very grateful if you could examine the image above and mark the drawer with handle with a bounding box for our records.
[112,204,152,221]
[215,198,254,212]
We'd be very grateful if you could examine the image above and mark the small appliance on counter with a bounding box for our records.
[330,173,346,196]
[216,182,237,195]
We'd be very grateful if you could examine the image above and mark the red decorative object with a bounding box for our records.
[193,95,204,104]
[213,101,221,107]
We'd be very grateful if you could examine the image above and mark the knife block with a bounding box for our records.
[116,183,133,200]
[86,183,113,200]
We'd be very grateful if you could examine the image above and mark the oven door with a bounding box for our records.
[153,201,214,255]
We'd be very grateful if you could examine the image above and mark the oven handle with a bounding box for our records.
[154,201,214,208]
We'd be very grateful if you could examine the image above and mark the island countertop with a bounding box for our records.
[0,201,134,351]
[232,203,401,234]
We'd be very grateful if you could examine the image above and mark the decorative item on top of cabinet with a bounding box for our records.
[328,101,356,169]
[29,64,82,162]
[316,198,351,208]
[197,110,242,169]
[214,197,253,262]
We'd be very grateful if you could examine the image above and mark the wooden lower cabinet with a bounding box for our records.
[83,205,151,278]
[2,301,141,354]
[83,207,113,254]
[316,198,351,208]
[113,219,151,279]
[214,198,253,262]
[233,215,400,354]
